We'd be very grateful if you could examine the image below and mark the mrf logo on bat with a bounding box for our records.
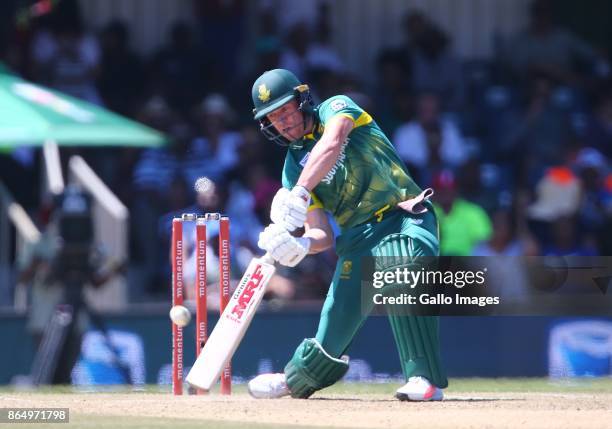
[230,264,265,320]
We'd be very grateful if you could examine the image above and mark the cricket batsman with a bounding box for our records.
[248,69,447,401]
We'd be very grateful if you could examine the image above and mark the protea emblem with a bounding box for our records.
[258,84,271,102]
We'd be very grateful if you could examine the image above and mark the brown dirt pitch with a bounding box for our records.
[2,379,611,429]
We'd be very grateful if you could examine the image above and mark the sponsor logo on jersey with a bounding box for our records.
[299,152,310,167]
[340,260,353,279]
[330,98,348,112]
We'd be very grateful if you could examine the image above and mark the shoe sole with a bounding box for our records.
[395,392,443,402]
[247,383,290,399]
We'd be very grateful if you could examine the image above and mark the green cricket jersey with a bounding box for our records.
[282,95,422,230]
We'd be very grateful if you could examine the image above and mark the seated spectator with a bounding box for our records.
[471,209,538,300]
[393,92,468,182]
[527,166,582,222]
[543,216,598,256]
[584,89,612,158]
[279,20,344,83]
[457,160,510,214]
[149,21,206,112]
[131,98,192,297]
[374,51,412,134]
[97,20,143,116]
[193,0,245,90]
[400,11,464,111]
[526,166,584,248]
[473,209,539,256]
[279,21,311,81]
[503,74,572,186]
[506,0,606,85]
[189,94,244,185]
[159,177,225,301]
[307,3,345,75]
[30,2,101,104]
[573,148,609,252]
[132,97,183,198]
[432,171,492,256]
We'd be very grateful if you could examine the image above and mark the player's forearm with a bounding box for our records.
[303,227,333,254]
[296,138,344,191]
[296,116,353,191]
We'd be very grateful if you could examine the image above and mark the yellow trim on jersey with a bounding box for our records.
[354,111,373,128]
[308,192,324,211]
[373,204,391,222]
[337,112,373,129]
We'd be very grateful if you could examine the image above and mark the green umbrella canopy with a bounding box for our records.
[0,72,166,148]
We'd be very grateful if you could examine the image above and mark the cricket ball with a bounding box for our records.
[169,305,191,327]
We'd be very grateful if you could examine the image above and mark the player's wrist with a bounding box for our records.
[291,185,311,202]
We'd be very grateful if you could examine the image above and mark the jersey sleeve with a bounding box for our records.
[281,154,299,189]
[317,95,373,129]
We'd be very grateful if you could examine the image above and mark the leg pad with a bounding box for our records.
[285,338,349,398]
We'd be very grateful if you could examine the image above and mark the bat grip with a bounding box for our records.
[260,252,275,265]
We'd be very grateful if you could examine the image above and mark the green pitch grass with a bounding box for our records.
[8,377,612,396]
[15,377,612,394]
[327,377,612,394]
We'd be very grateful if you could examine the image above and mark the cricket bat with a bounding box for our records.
[186,253,276,390]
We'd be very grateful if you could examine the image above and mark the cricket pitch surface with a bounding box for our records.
[2,379,611,429]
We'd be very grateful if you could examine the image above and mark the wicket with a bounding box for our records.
[171,213,231,395]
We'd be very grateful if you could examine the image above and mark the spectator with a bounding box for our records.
[393,92,469,182]
[159,177,226,301]
[472,209,538,256]
[132,97,183,197]
[278,21,311,81]
[506,0,605,85]
[149,22,205,112]
[374,51,412,135]
[432,171,492,256]
[543,216,598,256]
[573,148,610,251]
[232,9,281,123]
[279,19,343,83]
[30,0,102,104]
[400,11,464,111]
[526,166,583,248]
[527,166,582,222]
[503,74,572,186]
[97,20,143,116]
[130,97,189,297]
[193,0,245,91]
[471,209,537,300]
[189,94,244,184]
[584,89,612,158]
[457,160,509,214]
[306,2,345,76]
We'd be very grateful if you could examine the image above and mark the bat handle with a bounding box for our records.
[260,252,275,265]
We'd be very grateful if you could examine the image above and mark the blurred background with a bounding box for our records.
[0,0,610,388]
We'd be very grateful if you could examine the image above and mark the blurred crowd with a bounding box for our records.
[1,0,610,303]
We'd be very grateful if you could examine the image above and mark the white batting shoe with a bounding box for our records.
[395,376,444,401]
[248,373,290,399]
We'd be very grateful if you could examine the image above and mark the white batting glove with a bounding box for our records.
[270,186,311,232]
[258,223,310,267]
